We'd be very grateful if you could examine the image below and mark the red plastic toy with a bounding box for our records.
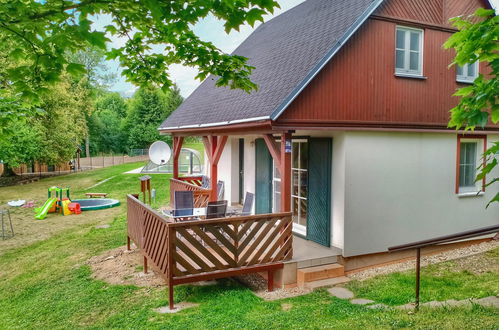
[68,203,81,215]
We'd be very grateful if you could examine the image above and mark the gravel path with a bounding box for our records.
[349,240,499,281]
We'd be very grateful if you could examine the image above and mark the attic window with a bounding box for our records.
[395,26,423,77]
[457,62,479,84]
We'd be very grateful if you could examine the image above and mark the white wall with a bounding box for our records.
[342,131,499,257]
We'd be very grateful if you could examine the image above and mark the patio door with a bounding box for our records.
[255,139,273,214]
[307,138,332,247]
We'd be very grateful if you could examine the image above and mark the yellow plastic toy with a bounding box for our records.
[61,199,73,216]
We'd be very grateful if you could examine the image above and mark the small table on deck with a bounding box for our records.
[162,208,206,222]
[85,193,108,198]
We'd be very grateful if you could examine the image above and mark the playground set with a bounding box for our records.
[34,186,120,220]
[35,186,81,220]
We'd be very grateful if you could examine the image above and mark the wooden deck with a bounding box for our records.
[127,195,293,309]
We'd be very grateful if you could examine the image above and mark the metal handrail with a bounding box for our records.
[387,224,499,310]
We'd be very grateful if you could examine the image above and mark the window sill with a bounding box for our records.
[457,191,484,198]
[456,79,475,84]
[395,73,427,80]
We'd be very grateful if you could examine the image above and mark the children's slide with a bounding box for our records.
[35,198,57,220]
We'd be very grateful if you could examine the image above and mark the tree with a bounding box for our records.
[125,86,183,150]
[0,0,279,116]
[87,92,128,154]
[444,8,498,206]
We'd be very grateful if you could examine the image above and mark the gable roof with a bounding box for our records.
[159,0,493,131]
[160,0,384,131]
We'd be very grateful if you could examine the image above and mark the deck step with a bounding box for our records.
[297,263,345,286]
[304,276,351,289]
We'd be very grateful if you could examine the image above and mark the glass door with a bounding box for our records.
[291,140,308,236]
[272,139,308,236]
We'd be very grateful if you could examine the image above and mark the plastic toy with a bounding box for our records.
[35,186,74,219]
[68,203,81,215]
[35,198,57,220]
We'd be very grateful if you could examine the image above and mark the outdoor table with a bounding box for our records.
[162,207,206,222]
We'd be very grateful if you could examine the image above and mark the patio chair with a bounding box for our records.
[201,175,210,189]
[227,192,254,217]
[206,200,228,219]
[173,191,194,219]
[217,180,225,200]
[240,192,254,216]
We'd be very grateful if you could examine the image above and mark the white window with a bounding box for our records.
[458,138,484,194]
[395,26,423,76]
[456,62,478,83]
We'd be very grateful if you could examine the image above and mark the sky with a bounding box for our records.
[101,0,498,98]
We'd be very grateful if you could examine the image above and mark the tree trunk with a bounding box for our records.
[1,163,17,177]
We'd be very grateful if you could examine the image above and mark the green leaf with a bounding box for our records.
[66,63,87,77]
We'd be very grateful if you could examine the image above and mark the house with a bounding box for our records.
[156,0,498,289]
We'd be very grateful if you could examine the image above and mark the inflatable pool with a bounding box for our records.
[71,199,120,211]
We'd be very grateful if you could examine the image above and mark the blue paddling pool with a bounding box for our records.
[71,199,120,211]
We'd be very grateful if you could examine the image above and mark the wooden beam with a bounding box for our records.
[280,132,292,212]
[202,136,213,164]
[212,136,228,165]
[172,136,184,179]
[209,137,218,202]
[263,134,281,170]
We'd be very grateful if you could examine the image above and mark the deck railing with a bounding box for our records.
[127,195,293,309]
[169,176,211,208]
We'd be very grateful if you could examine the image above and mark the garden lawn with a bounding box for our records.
[0,163,498,329]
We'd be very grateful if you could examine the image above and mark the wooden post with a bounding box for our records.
[127,236,131,251]
[268,270,274,292]
[280,132,292,212]
[173,136,184,179]
[415,248,421,311]
[168,226,175,310]
[143,255,148,274]
[203,136,228,202]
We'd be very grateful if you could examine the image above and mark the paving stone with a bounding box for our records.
[95,224,111,229]
[421,301,446,308]
[445,299,472,307]
[475,296,499,308]
[396,303,416,310]
[154,302,200,314]
[350,298,375,305]
[367,303,389,309]
[328,287,354,299]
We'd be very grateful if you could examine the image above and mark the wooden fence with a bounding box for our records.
[169,177,211,208]
[127,195,293,309]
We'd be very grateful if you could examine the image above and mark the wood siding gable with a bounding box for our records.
[276,0,496,130]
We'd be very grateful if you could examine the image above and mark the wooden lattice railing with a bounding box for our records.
[126,195,293,310]
[170,177,210,208]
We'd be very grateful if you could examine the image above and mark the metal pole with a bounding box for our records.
[415,248,421,311]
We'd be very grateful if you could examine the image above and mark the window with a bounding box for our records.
[456,136,486,195]
[395,26,423,76]
[456,62,478,83]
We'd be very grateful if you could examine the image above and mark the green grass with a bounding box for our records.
[347,249,499,306]
[0,158,498,328]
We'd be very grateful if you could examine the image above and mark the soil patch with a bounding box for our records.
[87,246,166,287]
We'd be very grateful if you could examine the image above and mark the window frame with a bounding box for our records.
[395,26,424,77]
[456,62,479,84]
[455,135,487,195]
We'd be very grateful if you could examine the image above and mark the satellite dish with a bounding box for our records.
[149,141,171,165]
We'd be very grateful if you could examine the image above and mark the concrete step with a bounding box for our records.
[304,276,351,289]
[297,263,345,286]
